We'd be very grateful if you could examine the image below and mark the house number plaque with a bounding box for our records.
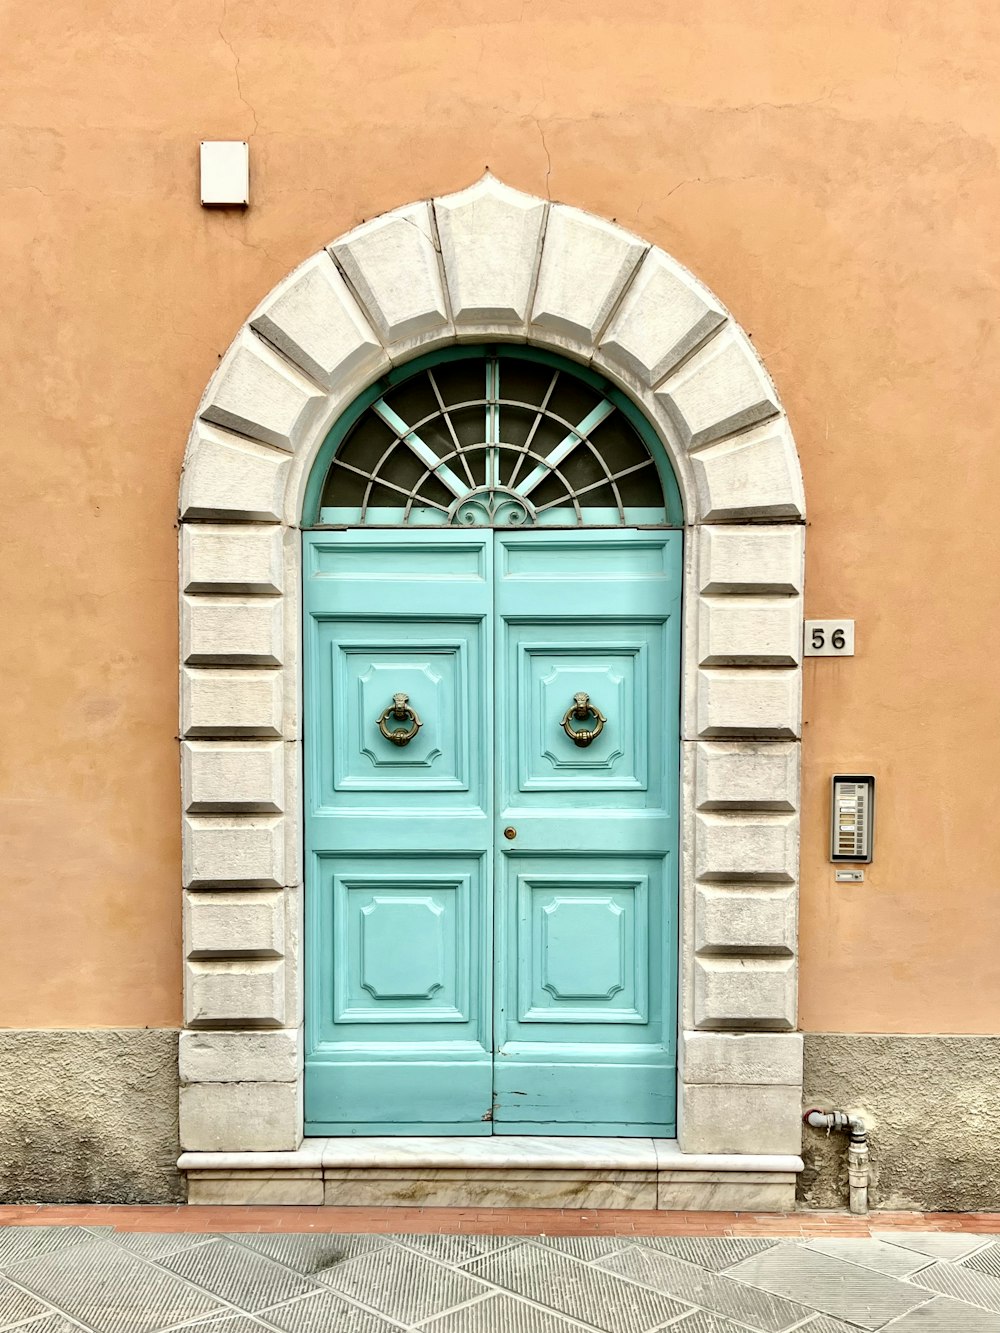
[804,620,855,657]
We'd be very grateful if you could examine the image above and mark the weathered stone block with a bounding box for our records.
[184,890,285,959]
[698,596,802,667]
[695,813,799,881]
[180,668,284,739]
[694,885,797,955]
[598,249,726,386]
[199,331,323,452]
[179,1080,302,1152]
[182,740,284,813]
[435,177,546,329]
[693,419,806,522]
[680,1083,803,1154]
[531,205,645,345]
[182,816,285,889]
[179,1028,302,1085]
[250,251,387,393]
[694,741,799,811]
[182,597,282,667]
[181,524,284,596]
[699,525,804,596]
[680,1030,804,1086]
[696,669,801,739]
[185,959,286,1027]
[331,203,449,345]
[179,425,289,522]
[694,957,797,1030]
[657,327,780,450]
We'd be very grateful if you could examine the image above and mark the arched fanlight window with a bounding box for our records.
[307,347,682,528]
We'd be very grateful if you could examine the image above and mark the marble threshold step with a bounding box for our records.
[179,1138,803,1210]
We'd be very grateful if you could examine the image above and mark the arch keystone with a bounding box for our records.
[434,177,547,334]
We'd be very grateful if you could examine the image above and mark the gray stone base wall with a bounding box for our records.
[0,1029,182,1203]
[4,1028,998,1209]
[802,1033,1000,1212]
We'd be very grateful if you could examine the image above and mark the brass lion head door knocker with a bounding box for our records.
[376,692,423,746]
[561,691,606,748]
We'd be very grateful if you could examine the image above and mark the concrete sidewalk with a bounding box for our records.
[1,1210,1000,1331]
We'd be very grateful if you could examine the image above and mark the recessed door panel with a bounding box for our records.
[516,869,650,1023]
[515,632,656,794]
[328,634,474,795]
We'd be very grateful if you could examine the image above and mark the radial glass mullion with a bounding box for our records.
[513,400,617,498]
[507,371,559,491]
[371,399,467,499]
[485,358,500,489]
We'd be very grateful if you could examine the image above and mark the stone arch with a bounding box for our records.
[178,177,806,1191]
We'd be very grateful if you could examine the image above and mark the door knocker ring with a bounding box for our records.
[561,692,606,748]
[377,692,423,746]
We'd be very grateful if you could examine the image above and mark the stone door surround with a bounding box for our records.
[177,176,806,1179]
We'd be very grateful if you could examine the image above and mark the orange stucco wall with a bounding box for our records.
[2,1,998,1031]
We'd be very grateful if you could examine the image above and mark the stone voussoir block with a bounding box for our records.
[695,812,799,882]
[181,667,284,739]
[694,884,797,956]
[694,740,800,811]
[179,424,289,523]
[199,330,324,453]
[680,1083,803,1155]
[435,177,547,329]
[695,668,801,739]
[182,596,282,667]
[184,890,285,960]
[331,202,449,346]
[182,815,285,889]
[181,524,284,597]
[699,525,805,596]
[179,1079,302,1152]
[531,205,646,345]
[694,956,797,1030]
[182,740,284,814]
[250,250,388,393]
[698,595,802,667]
[657,326,780,451]
[597,248,727,387]
[680,1030,804,1086]
[179,1027,302,1085]
[185,958,286,1028]
[692,418,806,522]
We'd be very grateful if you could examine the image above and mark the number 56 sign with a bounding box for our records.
[804,620,855,657]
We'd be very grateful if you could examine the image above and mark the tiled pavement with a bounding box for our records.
[2,1215,1000,1331]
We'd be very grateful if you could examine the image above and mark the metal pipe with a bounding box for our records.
[804,1108,870,1215]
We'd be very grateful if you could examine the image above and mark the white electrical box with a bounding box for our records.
[200,141,249,207]
[831,774,875,863]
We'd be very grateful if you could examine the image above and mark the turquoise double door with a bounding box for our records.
[304,528,682,1135]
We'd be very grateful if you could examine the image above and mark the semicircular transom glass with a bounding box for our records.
[317,349,674,528]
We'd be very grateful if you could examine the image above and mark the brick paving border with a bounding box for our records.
[2,1206,999,1236]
